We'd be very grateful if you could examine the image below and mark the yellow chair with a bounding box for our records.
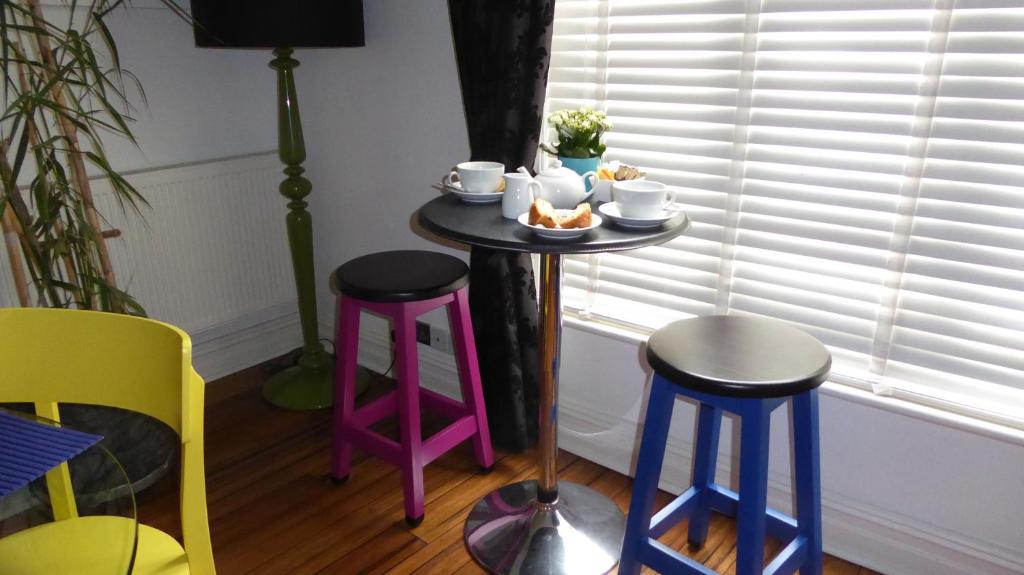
[0,308,215,575]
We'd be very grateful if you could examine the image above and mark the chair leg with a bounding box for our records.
[620,375,677,575]
[687,403,722,549]
[793,390,823,575]
[331,297,362,481]
[448,288,494,471]
[736,400,771,575]
[394,307,425,526]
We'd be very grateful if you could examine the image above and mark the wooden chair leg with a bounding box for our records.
[735,400,771,575]
[331,297,361,481]
[687,403,722,549]
[394,307,425,525]
[619,375,677,575]
[448,288,494,470]
[794,390,823,575]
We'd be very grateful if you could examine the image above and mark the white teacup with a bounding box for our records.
[612,180,675,218]
[444,161,505,194]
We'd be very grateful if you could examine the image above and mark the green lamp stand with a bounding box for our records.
[189,0,368,410]
[263,48,369,409]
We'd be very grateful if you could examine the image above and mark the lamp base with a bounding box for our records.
[262,359,372,410]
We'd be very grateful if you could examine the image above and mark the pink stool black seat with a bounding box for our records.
[330,250,494,527]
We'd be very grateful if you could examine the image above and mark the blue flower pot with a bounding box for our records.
[558,156,601,191]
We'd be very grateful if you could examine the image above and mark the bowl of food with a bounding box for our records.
[594,161,646,202]
[518,198,602,240]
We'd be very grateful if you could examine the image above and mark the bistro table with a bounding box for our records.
[0,410,137,575]
[418,193,690,575]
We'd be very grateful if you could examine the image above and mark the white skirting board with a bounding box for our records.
[191,302,302,382]
[347,325,1024,575]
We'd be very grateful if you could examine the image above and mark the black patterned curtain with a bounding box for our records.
[448,0,555,452]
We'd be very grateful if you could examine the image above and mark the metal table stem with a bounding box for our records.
[464,253,626,575]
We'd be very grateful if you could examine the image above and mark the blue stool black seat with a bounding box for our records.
[619,315,831,575]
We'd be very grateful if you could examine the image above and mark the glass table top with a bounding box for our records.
[0,408,137,575]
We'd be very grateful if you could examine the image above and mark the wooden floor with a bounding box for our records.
[139,359,877,575]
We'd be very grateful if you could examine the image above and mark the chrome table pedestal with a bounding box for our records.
[465,480,625,574]
[416,194,689,575]
[464,254,626,575]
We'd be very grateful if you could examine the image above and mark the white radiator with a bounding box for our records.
[0,152,303,380]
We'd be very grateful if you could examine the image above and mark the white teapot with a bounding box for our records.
[534,160,598,209]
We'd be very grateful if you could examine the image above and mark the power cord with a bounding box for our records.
[319,337,336,356]
[264,337,396,379]
[381,355,396,378]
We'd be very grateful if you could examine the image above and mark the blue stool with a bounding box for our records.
[619,316,831,575]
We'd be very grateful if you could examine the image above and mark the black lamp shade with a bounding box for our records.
[190,0,364,49]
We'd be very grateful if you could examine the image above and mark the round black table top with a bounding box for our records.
[646,315,832,399]
[417,194,690,255]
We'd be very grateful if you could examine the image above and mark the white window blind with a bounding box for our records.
[548,0,1024,428]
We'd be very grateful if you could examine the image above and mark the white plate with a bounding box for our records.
[445,181,503,203]
[517,211,603,240]
[598,202,680,230]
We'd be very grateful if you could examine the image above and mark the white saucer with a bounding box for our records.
[598,202,680,230]
[445,181,503,204]
[517,212,603,240]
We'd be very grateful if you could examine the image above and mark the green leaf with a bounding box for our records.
[92,14,119,70]
[10,122,31,187]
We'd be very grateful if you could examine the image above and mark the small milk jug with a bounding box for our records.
[502,169,542,219]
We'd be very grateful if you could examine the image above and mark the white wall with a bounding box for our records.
[296,2,1024,574]
[298,0,472,338]
[99,8,296,378]
[43,3,277,173]
[3,6,296,379]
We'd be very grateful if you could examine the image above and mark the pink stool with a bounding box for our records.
[331,250,494,526]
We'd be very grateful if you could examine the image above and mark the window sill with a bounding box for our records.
[564,313,1024,448]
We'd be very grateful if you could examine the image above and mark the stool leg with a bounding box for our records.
[394,308,426,526]
[331,296,361,482]
[794,390,823,575]
[736,401,771,575]
[620,375,676,575]
[448,288,494,471]
[687,403,723,549]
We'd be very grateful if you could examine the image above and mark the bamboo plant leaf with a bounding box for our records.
[9,123,30,189]
[0,0,183,314]
[92,14,119,70]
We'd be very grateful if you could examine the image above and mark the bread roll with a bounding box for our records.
[556,203,592,229]
[529,198,558,228]
[528,199,593,229]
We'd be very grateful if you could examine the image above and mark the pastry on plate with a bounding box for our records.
[528,199,592,229]
[557,203,592,229]
[529,198,558,228]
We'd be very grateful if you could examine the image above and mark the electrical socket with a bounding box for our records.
[412,320,452,354]
[415,321,431,346]
[430,326,452,354]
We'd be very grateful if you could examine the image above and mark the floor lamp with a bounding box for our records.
[191,0,366,409]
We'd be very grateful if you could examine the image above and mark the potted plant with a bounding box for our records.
[540,106,613,176]
[1,0,184,503]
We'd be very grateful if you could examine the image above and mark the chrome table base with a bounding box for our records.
[464,480,625,575]
[463,254,625,573]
